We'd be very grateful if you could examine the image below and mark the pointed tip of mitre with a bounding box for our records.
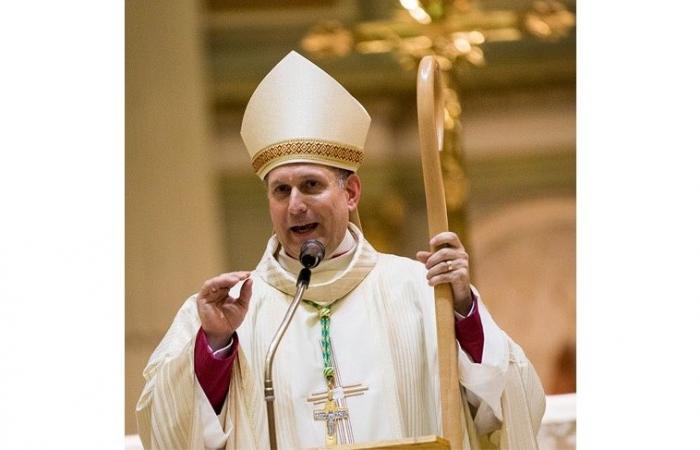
[240,51,371,178]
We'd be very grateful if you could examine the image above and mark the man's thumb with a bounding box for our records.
[238,278,253,306]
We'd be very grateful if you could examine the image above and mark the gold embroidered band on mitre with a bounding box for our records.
[252,139,364,177]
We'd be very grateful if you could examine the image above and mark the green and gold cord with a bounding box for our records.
[305,301,335,385]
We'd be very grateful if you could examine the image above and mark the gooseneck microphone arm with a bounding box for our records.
[264,240,325,450]
[264,267,310,450]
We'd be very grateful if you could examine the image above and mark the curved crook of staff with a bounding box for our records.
[417,56,466,449]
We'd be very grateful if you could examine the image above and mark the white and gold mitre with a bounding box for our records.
[241,51,371,179]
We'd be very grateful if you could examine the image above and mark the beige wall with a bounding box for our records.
[471,197,576,393]
[126,0,224,434]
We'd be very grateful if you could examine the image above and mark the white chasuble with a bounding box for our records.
[136,223,545,449]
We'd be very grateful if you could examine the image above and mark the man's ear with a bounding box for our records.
[345,173,361,211]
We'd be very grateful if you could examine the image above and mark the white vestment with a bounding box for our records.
[136,224,545,449]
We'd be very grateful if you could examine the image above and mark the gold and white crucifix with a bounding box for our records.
[307,382,369,446]
[313,395,349,447]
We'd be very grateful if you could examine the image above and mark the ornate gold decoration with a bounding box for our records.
[301,0,575,71]
[252,140,364,175]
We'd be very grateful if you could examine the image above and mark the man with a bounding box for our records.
[136,51,545,450]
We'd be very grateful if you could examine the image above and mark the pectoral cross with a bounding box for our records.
[313,394,349,447]
[308,383,368,446]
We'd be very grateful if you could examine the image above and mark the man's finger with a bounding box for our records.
[428,273,451,287]
[428,268,467,287]
[426,259,463,279]
[215,272,249,289]
[416,251,430,262]
[429,231,461,249]
[227,271,251,280]
[425,248,468,269]
[198,273,249,305]
[424,248,453,268]
[204,272,250,294]
[236,278,253,308]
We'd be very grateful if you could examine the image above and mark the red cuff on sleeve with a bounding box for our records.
[194,327,238,414]
[454,298,484,363]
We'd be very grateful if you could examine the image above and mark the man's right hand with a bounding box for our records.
[196,271,253,350]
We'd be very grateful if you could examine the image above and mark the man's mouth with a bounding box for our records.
[290,223,319,235]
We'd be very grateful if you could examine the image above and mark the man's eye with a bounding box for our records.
[274,185,291,195]
[305,180,319,189]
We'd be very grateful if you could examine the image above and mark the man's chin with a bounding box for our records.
[282,234,325,259]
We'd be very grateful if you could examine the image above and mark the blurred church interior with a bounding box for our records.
[126,0,576,446]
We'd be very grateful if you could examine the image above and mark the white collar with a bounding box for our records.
[277,228,357,277]
[256,223,377,305]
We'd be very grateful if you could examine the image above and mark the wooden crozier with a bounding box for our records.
[416,55,465,450]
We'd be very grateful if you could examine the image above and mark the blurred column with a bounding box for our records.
[125,0,224,434]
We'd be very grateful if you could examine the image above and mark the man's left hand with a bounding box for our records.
[416,231,473,315]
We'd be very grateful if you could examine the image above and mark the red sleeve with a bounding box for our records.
[194,327,237,414]
[454,298,484,363]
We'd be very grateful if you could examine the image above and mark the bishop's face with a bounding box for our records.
[266,163,361,259]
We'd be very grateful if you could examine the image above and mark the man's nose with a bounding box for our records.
[288,189,308,215]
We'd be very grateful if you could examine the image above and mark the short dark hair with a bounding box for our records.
[333,168,353,188]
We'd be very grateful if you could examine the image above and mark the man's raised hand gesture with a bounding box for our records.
[196,271,253,350]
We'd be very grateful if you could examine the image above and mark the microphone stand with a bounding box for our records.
[264,267,311,450]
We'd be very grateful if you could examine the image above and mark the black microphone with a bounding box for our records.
[299,240,325,269]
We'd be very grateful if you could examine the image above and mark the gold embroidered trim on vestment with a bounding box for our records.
[252,140,364,174]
